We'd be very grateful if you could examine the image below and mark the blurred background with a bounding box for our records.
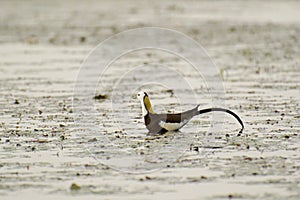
[0,0,300,199]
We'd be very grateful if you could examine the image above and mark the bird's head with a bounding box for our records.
[137,91,147,101]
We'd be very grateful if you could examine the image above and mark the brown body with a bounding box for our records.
[144,106,199,134]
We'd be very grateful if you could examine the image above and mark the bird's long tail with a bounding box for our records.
[197,107,244,133]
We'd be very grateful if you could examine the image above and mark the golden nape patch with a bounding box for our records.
[144,96,155,114]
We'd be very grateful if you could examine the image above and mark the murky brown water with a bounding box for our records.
[1,0,300,199]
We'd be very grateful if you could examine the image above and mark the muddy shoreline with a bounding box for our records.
[1,0,300,199]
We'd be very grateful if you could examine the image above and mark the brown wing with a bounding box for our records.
[164,106,199,123]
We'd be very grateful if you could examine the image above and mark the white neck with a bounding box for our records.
[139,99,148,117]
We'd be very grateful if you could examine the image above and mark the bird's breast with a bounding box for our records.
[158,120,188,131]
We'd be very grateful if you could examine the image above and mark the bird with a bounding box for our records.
[137,91,244,134]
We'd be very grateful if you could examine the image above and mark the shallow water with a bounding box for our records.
[1,0,300,199]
